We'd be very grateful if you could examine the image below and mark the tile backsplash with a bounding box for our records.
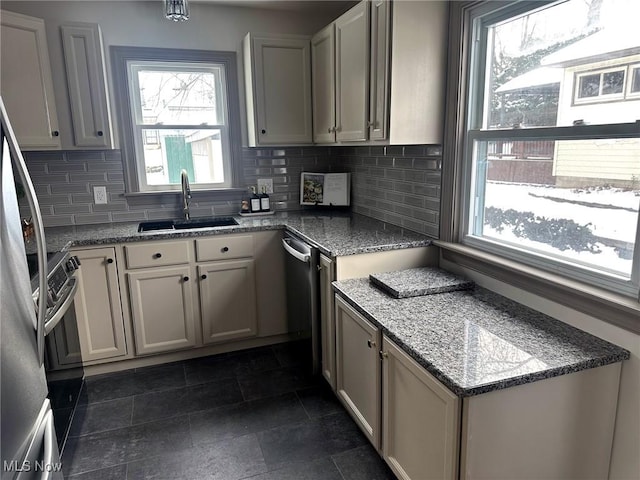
[21,144,441,237]
[337,145,442,237]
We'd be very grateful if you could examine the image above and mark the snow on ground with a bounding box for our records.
[484,183,639,242]
[481,182,638,276]
[483,224,632,276]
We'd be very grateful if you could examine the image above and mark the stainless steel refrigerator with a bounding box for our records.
[1,97,63,479]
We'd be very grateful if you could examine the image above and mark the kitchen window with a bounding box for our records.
[443,0,640,308]
[111,47,243,193]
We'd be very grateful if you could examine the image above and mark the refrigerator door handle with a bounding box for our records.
[41,409,55,480]
[0,98,48,366]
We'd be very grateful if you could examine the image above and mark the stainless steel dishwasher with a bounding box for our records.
[282,231,320,374]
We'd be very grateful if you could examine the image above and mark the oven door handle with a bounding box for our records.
[44,277,78,336]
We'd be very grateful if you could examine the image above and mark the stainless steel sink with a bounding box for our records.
[138,217,238,232]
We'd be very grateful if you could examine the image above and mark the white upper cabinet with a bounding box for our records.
[244,33,313,146]
[368,0,390,141]
[335,1,370,142]
[61,22,113,148]
[1,10,61,150]
[311,24,336,144]
[312,2,369,144]
[388,1,448,145]
[311,0,448,146]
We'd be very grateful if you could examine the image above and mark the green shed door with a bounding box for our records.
[165,135,194,183]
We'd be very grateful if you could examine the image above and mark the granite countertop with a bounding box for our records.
[29,212,432,258]
[333,277,630,397]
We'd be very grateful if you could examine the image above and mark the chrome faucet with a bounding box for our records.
[180,169,191,220]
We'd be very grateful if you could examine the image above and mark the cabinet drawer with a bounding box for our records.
[196,235,254,261]
[124,241,191,269]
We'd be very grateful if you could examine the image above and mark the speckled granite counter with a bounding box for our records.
[28,212,431,258]
[333,277,629,397]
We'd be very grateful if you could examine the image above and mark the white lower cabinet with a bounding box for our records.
[319,254,336,389]
[382,336,460,480]
[48,247,127,368]
[124,234,263,356]
[335,293,622,480]
[198,259,257,344]
[71,247,127,362]
[127,265,197,355]
[335,296,381,448]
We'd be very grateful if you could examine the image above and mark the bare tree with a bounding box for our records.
[584,0,603,29]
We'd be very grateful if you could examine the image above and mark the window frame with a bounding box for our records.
[574,67,627,104]
[111,46,244,194]
[628,64,640,97]
[440,1,640,334]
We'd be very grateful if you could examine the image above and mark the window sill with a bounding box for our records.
[123,188,246,198]
[434,240,640,334]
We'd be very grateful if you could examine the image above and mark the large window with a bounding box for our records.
[462,0,640,297]
[111,47,242,193]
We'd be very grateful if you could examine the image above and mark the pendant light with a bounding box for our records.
[165,0,190,22]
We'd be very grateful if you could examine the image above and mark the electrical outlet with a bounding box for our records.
[257,178,273,194]
[93,186,108,204]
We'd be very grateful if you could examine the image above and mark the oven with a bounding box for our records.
[28,250,84,456]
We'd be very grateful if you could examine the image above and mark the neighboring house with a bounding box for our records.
[495,27,640,188]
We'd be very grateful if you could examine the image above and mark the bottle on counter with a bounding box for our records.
[259,186,270,212]
[250,186,261,213]
[241,188,251,214]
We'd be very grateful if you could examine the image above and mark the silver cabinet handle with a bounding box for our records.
[367,339,376,348]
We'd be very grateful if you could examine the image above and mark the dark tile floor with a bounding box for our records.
[63,341,397,480]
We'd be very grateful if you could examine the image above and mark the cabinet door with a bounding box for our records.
[319,254,336,390]
[369,0,390,141]
[311,24,336,144]
[335,296,380,449]
[247,35,312,145]
[335,1,369,142]
[73,248,127,362]
[47,310,83,367]
[198,259,257,344]
[128,266,196,355]
[382,336,460,480]
[61,23,112,148]
[0,10,60,149]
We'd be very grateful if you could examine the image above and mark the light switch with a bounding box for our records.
[257,178,273,194]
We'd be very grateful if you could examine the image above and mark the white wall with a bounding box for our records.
[441,257,640,480]
[1,0,339,148]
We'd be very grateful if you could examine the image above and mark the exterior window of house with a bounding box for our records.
[111,47,242,193]
[576,68,626,102]
[463,0,640,297]
[630,65,640,95]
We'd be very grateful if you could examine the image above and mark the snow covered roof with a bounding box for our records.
[495,67,563,93]
[496,26,640,93]
[541,29,640,67]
